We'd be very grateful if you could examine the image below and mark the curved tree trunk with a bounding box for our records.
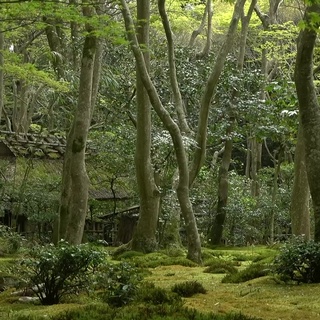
[294,5,320,241]
[189,0,246,187]
[121,0,202,263]
[131,0,160,252]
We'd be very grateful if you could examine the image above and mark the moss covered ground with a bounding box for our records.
[1,246,320,320]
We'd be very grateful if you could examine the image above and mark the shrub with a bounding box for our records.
[273,237,320,283]
[15,240,104,305]
[96,261,143,307]
[116,251,144,260]
[0,225,25,254]
[222,263,270,283]
[204,259,238,274]
[171,280,207,297]
[135,282,182,306]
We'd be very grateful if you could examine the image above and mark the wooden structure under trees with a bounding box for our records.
[0,130,133,241]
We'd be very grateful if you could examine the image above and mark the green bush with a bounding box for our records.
[171,280,207,297]
[15,240,104,305]
[120,252,198,268]
[96,261,143,307]
[135,282,182,306]
[116,251,145,260]
[273,237,320,283]
[204,259,238,274]
[0,225,25,254]
[222,263,270,283]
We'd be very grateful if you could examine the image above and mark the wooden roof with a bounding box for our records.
[0,131,66,160]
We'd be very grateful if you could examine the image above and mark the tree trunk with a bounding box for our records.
[121,0,202,263]
[0,30,4,125]
[290,122,310,239]
[294,7,320,240]
[209,0,256,245]
[209,136,232,245]
[189,0,246,187]
[62,5,97,244]
[131,0,160,252]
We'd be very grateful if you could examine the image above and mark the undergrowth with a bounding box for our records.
[222,263,270,283]
[11,303,262,320]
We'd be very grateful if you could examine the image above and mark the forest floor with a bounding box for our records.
[146,264,320,320]
[1,246,320,320]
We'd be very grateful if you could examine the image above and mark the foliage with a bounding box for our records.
[135,282,182,306]
[12,302,263,320]
[0,225,25,254]
[273,237,320,283]
[14,240,104,305]
[222,263,270,283]
[114,251,198,268]
[171,280,207,297]
[96,261,143,307]
[203,259,238,274]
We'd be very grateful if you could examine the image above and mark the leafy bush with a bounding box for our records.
[171,280,207,297]
[116,251,198,268]
[116,250,144,260]
[96,261,142,307]
[204,259,238,274]
[273,237,320,283]
[15,240,104,305]
[135,282,182,306]
[0,225,25,254]
[222,263,270,283]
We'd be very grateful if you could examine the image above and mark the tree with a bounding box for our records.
[209,0,257,245]
[121,0,202,263]
[60,3,98,244]
[131,0,161,253]
[290,121,310,239]
[294,2,320,242]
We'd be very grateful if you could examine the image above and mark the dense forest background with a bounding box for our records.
[0,0,317,263]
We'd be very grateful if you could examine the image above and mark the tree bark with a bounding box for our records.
[290,122,310,239]
[209,0,256,245]
[0,30,4,125]
[131,0,160,253]
[158,0,191,134]
[121,0,202,263]
[294,5,320,241]
[61,5,97,244]
[189,0,246,187]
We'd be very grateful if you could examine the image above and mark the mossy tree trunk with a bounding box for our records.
[294,4,320,241]
[131,0,160,253]
[121,0,202,263]
[290,122,310,239]
[59,5,98,244]
[209,0,256,245]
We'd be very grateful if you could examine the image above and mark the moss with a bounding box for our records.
[72,137,85,153]
[222,263,270,283]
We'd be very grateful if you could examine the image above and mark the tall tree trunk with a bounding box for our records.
[189,0,246,187]
[0,30,4,125]
[290,122,310,239]
[121,0,202,263]
[131,0,160,252]
[62,5,97,244]
[209,0,256,245]
[294,6,320,240]
[209,134,232,244]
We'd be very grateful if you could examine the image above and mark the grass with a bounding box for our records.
[2,246,320,319]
